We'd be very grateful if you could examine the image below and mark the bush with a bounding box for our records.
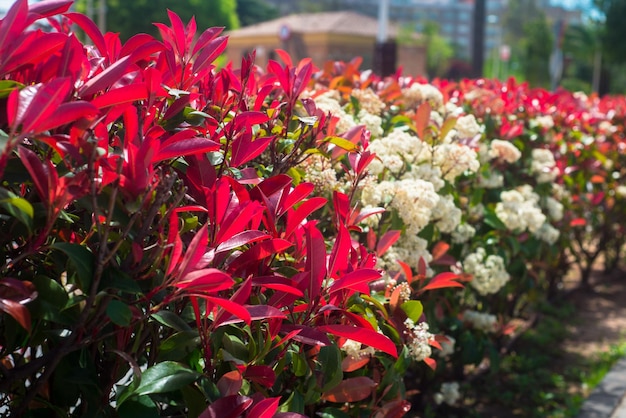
[1,1,625,417]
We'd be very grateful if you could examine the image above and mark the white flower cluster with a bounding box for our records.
[357,109,384,138]
[392,179,440,235]
[530,148,559,183]
[495,186,546,233]
[433,143,480,182]
[401,82,444,110]
[404,318,434,362]
[432,195,462,233]
[534,222,560,245]
[452,223,476,244]
[300,154,341,195]
[488,139,522,163]
[341,338,376,360]
[545,196,564,221]
[533,115,555,130]
[463,248,510,296]
[479,170,504,189]
[351,88,386,114]
[463,310,498,333]
[367,128,427,175]
[455,114,482,139]
[438,335,456,357]
[434,382,461,406]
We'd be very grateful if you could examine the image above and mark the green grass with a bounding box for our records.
[464,301,626,417]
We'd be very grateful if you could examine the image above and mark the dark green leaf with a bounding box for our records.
[119,361,201,405]
[117,395,160,418]
[157,331,200,362]
[317,345,343,392]
[52,242,94,290]
[151,311,191,332]
[106,300,132,326]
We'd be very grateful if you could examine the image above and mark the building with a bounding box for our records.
[226,11,427,76]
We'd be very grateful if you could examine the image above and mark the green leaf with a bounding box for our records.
[106,300,133,326]
[400,300,423,322]
[157,331,201,362]
[117,395,160,418]
[151,311,192,332]
[317,345,343,392]
[0,80,24,98]
[324,136,358,152]
[318,408,351,418]
[0,189,33,231]
[484,210,507,231]
[52,242,94,290]
[119,361,200,405]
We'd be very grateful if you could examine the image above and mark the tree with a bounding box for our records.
[76,0,239,40]
[521,16,553,87]
[563,23,603,93]
[594,0,626,65]
[419,21,454,78]
[236,0,278,27]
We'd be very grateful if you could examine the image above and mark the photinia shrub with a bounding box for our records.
[1,1,625,417]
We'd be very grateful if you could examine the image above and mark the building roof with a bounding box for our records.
[227,11,398,39]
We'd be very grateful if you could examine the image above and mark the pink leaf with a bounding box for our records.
[202,295,251,325]
[215,231,270,254]
[192,36,228,77]
[280,324,331,346]
[2,32,67,75]
[65,12,108,61]
[419,272,464,292]
[376,230,401,257]
[18,146,50,205]
[199,395,253,418]
[329,269,381,294]
[278,182,314,217]
[154,137,221,163]
[230,134,273,168]
[90,84,148,109]
[318,324,397,358]
[227,239,293,274]
[328,224,350,277]
[37,101,99,132]
[303,222,327,300]
[285,197,327,237]
[0,0,27,57]
[79,55,131,97]
[175,268,234,293]
[321,377,376,403]
[246,397,280,418]
[176,224,208,279]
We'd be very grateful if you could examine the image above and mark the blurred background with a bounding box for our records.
[1,0,624,94]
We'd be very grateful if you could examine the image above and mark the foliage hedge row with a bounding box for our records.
[0,1,624,416]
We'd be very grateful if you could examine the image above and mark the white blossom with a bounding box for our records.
[488,139,522,163]
[463,248,510,295]
[452,223,476,244]
[404,319,434,362]
[455,114,482,139]
[434,382,461,406]
[463,310,498,333]
[530,148,559,183]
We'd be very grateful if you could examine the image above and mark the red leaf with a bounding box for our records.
[318,325,397,358]
[304,222,327,300]
[373,400,412,418]
[175,224,209,279]
[38,101,99,132]
[192,35,228,77]
[202,295,251,325]
[79,55,132,97]
[154,137,221,163]
[329,269,381,294]
[214,201,264,246]
[252,276,304,297]
[175,268,234,293]
[342,355,370,372]
[11,78,72,135]
[570,218,586,227]
[27,0,73,22]
[193,26,225,56]
[278,182,314,217]
[424,357,437,370]
[65,12,109,61]
[0,0,28,57]
[285,197,327,237]
[328,224,350,277]
[18,146,51,206]
[218,304,286,326]
[376,230,401,257]
[321,377,376,403]
[419,272,464,292]
[217,370,242,397]
[2,32,67,75]
[414,101,431,139]
[246,397,280,418]
[0,298,31,332]
[200,395,253,418]
[244,366,277,389]
[431,241,450,263]
[230,134,273,168]
[397,260,414,285]
[227,239,293,274]
[215,231,270,254]
[91,84,148,109]
[280,324,331,346]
